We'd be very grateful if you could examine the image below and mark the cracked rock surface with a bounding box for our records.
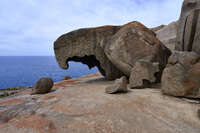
[176,0,200,54]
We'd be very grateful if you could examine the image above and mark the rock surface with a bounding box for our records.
[54,21,171,79]
[105,76,127,94]
[175,0,200,54]
[0,73,200,133]
[102,21,171,76]
[155,21,178,51]
[129,60,160,88]
[162,51,200,98]
[32,78,54,94]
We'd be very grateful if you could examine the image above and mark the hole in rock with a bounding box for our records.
[66,55,105,77]
[154,72,162,83]
[142,79,151,87]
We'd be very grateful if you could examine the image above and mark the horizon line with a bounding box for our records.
[0,55,55,57]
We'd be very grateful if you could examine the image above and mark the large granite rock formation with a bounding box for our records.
[162,51,200,98]
[155,21,178,51]
[175,0,200,54]
[102,21,171,77]
[54,21,171,80]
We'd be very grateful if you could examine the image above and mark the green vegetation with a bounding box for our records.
[0,91,17,98]
[0,87,28,98]
[0,88,18,91]
[0,87,27,91]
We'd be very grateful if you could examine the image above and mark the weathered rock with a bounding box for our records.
[162,51,200,98]
[54,26,124,80]
[32,78,54,94]
[155,21,178,51]
[129,60,160,88]
[54,21,171,80]
[151,25,166,32]
[175,0,200,54]
[105,76,127,94]
[102,21,171,77]
[62,75,72,80]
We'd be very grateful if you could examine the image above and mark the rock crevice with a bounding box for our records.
[176,0,200,54]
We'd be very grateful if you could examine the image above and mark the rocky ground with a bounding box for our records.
[0,73,199,133]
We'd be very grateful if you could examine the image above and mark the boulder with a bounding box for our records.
[162,51,200,98]
[155,21,178,51]
[129,60,160,88]
[175,0,200,54]
[54,26,124,80]
[32,78,54,94]
[102,21,171,77]
[54,21,171,80]
[105,76,128,94]
[63,75,72,80]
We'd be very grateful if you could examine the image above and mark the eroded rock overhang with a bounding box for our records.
[54,26,124,80]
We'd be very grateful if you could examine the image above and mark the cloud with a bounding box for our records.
[0,0,183,56]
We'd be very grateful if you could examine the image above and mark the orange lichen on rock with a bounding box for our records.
[14,115,57,133]
[0,99,24,106]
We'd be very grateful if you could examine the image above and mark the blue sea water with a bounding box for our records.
[0,56,98,89]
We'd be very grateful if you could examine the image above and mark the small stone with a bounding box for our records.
[105,76,128,94]
[129,60,160,89]
[63,75,72,80]
[32,78,54,95]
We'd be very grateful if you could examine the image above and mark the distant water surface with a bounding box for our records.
[0,56,98,89]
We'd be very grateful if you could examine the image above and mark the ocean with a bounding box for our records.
[0,56,98,89]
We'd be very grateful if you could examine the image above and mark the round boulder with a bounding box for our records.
[32,78,54,94]
[63,75,72,80]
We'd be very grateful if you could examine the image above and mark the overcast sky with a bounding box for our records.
[0,0,183,56]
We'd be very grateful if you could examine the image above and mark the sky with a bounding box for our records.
[0,0,183,56]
